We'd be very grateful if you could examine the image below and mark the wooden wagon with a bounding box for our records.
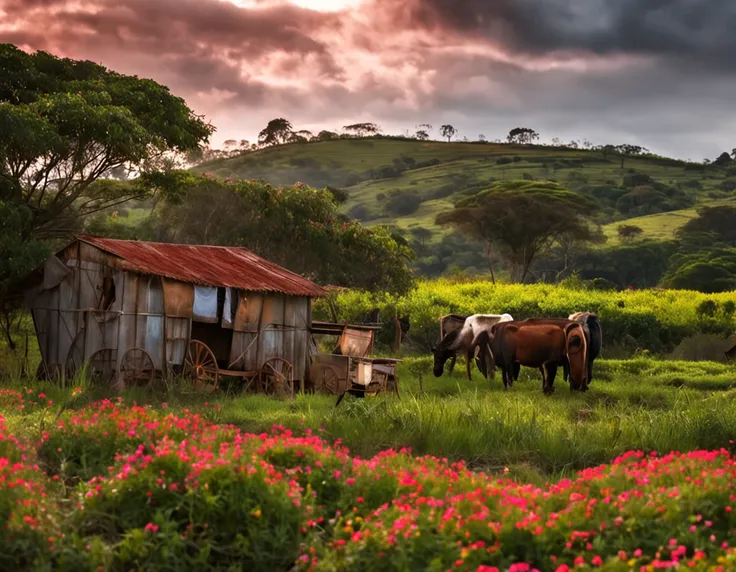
[309,321,401,400]
[21,235,326,396]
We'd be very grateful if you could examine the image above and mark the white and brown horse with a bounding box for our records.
[432,313,514,380]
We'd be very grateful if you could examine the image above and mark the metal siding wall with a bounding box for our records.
[165,318,191,366]
[292,297,309,383]
[260,294,284,364]
[56,270,77,367]
[141,276,165,371]
[229,292,263,372]
[117,272,139,370]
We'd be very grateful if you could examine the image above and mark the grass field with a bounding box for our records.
[3,356,736,569]
[193,139,733,246]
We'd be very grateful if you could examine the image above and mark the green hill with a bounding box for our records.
[193,138,735,250]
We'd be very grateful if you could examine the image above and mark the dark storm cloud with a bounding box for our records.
[387,0,736,70]
[0,0,347,110]
[1,0,733,159]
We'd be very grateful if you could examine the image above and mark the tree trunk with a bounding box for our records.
[0,310,17,352]
[486,241,496,284]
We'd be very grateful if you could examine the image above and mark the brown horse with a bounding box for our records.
[473,320,588,394]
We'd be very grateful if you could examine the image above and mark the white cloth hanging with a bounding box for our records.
[193,286,218,323]
[222,287,233,326]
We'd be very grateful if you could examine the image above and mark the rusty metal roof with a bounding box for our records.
[75,235,326,297]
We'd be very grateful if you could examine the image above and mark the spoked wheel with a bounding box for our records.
[259,357,294,398]
[184,340,219,393]
[36,360,62,383]
[88,348,117,385]
[121,348,156,388]
[316,364,341,395]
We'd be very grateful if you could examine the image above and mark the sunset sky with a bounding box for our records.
[1,0,734,160]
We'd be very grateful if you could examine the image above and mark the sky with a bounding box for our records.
[1,0,735,161]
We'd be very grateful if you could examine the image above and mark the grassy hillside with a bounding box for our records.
[602,196,736,245]
[194,138,734,246]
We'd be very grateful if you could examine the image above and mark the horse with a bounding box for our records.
[438,314,467,374]
[567,312,602,384]
[431,313,514,380]
[473,320,588,394]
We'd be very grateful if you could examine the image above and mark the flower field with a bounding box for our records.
[3,386,736,571]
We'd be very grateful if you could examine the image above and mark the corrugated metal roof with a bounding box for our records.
[75,235,326,297]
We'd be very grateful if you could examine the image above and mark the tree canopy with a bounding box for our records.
[436,180,600,283]
[0,43,214,326]
[115,172,416,295]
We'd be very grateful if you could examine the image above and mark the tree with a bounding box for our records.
[416,124,433,138]
[713,152,733,167]
[258,118,293,146]
[477,134,486,142]
[144,173,416,294]
[676,205,736,245]
[657,206,736,293]
[615,144,648,168]
[288,130,313,144]
[440,125,457,142]
[0,44,213,238]
[0,44,213,345]
[316,130,338,141]
[617,224,644,242]
[600,144,617,161]
[415,130,429,141]
[506,127,539,144]
[342,123,380,137]
[436,180,599,283]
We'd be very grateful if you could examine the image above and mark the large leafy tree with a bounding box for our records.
[0,43,214,344]
[436,180,599,283]
[129,172,415,294]
[0,44,214,240]
[258,118,294,146]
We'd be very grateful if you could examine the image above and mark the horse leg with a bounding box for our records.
[448,355,456,375]
[502,365,510,389]
[546,363,558,395]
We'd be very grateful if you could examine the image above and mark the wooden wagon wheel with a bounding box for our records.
[36,360,62,383]
[121,348,156,388]
[88,348,117,385]
[259,357,294,398]
[184,340,219,393]
[316,364,341,395]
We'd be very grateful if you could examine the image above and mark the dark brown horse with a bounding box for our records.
[474,320,588,394]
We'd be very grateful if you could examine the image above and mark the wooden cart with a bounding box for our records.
[309,321,401,401]
[179,323,296,397]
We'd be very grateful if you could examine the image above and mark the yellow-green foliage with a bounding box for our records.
[315,279,736,351]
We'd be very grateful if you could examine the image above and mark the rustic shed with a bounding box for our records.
[21,235,325,391]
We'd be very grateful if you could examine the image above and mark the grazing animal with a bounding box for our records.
[473,320,588,394]
[438,314,468,374]
[567,312,602,384]
[432,313,514,380]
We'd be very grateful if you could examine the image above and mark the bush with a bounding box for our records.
[313,280,736,352]
[384,190,423,217]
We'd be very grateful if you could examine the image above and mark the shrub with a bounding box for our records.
[384,190,423,217]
